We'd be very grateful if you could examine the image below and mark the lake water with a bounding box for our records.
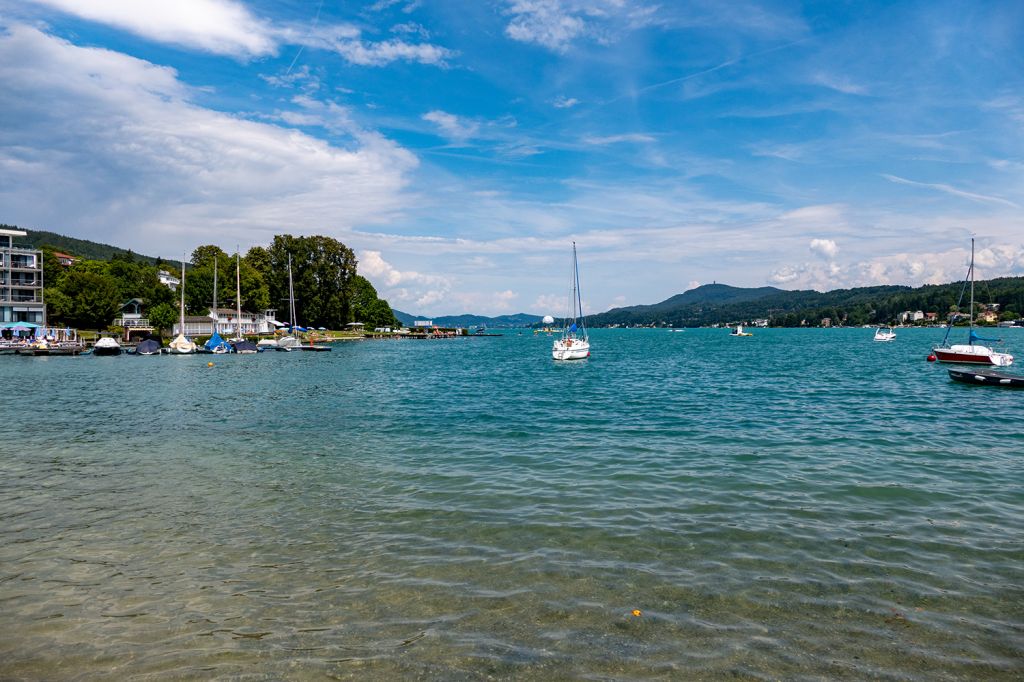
[1,328,1022,679]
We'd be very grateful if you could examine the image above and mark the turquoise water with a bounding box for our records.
[1,329,1022,679]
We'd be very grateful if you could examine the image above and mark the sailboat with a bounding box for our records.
[552,242,590,360]
[730,324,753,337]
[277,253,300,351]
[931,238,1013,366]
[204,257,230,354]
[168,257,197,354]
[229,251,258,354]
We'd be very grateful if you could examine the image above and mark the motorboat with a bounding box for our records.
[730,324,753,337]
[93,336,122,356]
[874,326,896,342]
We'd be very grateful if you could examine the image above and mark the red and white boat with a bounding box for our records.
[932,239,1013,367]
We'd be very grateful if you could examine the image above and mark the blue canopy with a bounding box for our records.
[969,329,999,344]
[205,331,227,350]
[569,323,577,333]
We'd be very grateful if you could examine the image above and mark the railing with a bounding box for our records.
[113,317,152,328]
[0,293,43,303]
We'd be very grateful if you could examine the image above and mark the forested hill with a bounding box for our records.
[4,225,166,265]
[588,280,1024,328]
[393,310,543,328]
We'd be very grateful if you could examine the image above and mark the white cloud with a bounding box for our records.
[422,110,479,144]
[505,0,586,52]
[552,95,580,109]
[810,72,867,95]
[358,250,453,312]
[582,133,656,145]
[28,0,455,66]
[29,0,277,57]
[533,293,566,315]
[882,174,1019,208]
[768,242,1024,291]
[0,25,417,254]
[809,238,838,259]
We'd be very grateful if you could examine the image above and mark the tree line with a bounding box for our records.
[588,279,1024,328]
[40,234,398,332]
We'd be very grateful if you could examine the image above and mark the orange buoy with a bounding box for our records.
[632,609,642,617]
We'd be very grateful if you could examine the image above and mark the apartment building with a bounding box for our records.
[0,228,45,325]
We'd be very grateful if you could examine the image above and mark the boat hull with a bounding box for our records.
[932,345,1013,366]
[948,368,1024,388]
[552,339,590,360]
[92,346,121,356]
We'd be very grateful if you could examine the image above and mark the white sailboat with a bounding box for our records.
[277,253,300,351]
[552,242,590,360]
[168,256,197,354]
[931,238,1013,366]
[230,251,257,354]
[205,257,230,354]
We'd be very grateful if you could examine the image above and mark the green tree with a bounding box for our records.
[266,235,357,328]
[349,275,398,329]
[147,302,178,334]
[52,270,122,329]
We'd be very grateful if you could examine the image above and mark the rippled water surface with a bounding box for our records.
[2,329,1022,680]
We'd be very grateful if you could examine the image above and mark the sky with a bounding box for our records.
[1,1,1023,316]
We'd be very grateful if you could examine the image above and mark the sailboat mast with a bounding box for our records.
[179,256,186,332]
[969,237,975,335]
[212,258,218,334]
[288,253,296,328]
[573,242,584,323]
[236,249,242,338]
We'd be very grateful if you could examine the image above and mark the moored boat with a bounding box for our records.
[948,368,1024,388]
[168,257,197,354]
[932,239,1013,367]
[93,336,122,356]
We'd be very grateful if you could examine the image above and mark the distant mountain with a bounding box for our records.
[589,280,1024,328]
[4,225,168,265]
[392,310,543,328]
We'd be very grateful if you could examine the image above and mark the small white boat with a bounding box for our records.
[730,324,752,337]
[552,242,590,360]
[93,336,122,356]
[874,326,896,342]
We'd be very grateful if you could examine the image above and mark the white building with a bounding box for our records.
[158,270,181,290]
[899,310,925,323]
[0,228,45,325]
[173,308,280,336]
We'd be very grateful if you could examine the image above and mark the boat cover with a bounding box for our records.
[136,338,161,354]
[231,339,258,353]
[205,331,228,350]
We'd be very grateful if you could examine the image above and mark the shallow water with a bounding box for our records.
[1,329,1022,679]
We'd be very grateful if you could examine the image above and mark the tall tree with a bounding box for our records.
[266,235,357,329]
[50,270,122,329]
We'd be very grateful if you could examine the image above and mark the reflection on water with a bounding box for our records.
[1,329,1022,679]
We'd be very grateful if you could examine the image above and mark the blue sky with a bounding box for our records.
[1,1,1022,316]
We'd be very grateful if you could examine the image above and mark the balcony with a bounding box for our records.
[113,317,152,328]
[1,292,43,304]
